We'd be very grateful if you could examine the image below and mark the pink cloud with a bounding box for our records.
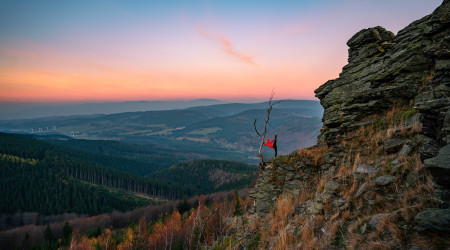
[219,37,256,65]
[195,29,257,65]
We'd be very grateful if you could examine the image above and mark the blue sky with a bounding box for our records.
[0,0,442,102]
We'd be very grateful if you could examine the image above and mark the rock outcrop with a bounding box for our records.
[314,0,450,213]
[251,1,449,248]
[314,4,449,148]
[250,154,326,215]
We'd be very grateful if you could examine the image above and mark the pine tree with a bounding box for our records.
[177,198,191,214]
[44,224,55,243]
[233,191,242,217]
[43,224,57,250]
[61,221,72,246]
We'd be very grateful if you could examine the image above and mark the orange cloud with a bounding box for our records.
[195,29,256,65]
[219,37,256,65]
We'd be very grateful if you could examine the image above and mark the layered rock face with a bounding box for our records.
[315,0,450,200]
[250,153,323,215]
[315,4,449,149]
[251,1,449,247]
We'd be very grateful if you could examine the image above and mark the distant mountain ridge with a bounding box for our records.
[0,99,225,120]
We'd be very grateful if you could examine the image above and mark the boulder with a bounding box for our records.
[419,140,440,160]
[406,172,417,187]
[355,182,368,198]
[347,26,394,48]
[354,164,376,174]
[383,139,405,154]
[398,144,413,157]
[415,208,450,233]
[424,144,450,188]
[372,175,395,186]
[368,213,389,228]
[309,201,324,215]
[324,181,340,193]
[369,210,402,228]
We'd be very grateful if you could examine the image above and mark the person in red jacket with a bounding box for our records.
[263,133,277,157]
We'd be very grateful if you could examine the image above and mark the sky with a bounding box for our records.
[0,0,442,103]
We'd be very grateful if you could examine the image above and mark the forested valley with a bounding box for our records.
[0,133,256,228]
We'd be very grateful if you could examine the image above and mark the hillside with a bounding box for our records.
[176,108,322,154]
[0,133,256,220]
[149,160,257,194]
[0,133,182,216]
[44,136,201,174]
[248,1,450,248]
[0,156,153,218]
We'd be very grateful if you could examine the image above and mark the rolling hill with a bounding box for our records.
[0,100,323,163]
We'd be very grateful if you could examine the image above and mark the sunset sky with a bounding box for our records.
[0,0,442,102]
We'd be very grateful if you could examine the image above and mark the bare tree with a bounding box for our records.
[254,90,280,170]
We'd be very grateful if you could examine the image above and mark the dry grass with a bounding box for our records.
[400,164,435,221]
[269,194,295,235]
[385,104,404,122]
[297,145,330,166]
[412,234,450,249]
[244,104,436,249]
[299,219,315,248]
[297,187,311,203]
[369,215,403,248]
[337,149,359,178]
[339,105,421,156]
[273,228,294,250]
[361,114,379,122]
[257,194,298,249]
[421,72,434,86]
[316,176,328,193]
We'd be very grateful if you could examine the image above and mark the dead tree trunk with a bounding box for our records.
[254,90,279,170]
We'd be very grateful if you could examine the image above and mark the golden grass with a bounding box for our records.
[297,145,330,166]
[337,150,359,178]
[269,194,295,235]
[299,219,315,247]
[273,228,294,250]
[296,186,316,206]
[242,104,436,249]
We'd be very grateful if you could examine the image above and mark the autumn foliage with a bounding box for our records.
[44,192,247,250]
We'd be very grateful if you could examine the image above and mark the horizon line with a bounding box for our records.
[0,97,320,104]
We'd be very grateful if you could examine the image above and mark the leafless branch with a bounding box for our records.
[254,89,279,169]
[253,119,261,137]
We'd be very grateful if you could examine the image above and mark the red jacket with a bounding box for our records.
[264,138,276,148]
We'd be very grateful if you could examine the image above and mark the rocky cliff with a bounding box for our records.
[250,1,449,248]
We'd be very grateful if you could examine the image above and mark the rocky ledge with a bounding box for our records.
[251,1,449,247]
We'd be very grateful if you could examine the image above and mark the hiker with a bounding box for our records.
[263,133,277,157]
